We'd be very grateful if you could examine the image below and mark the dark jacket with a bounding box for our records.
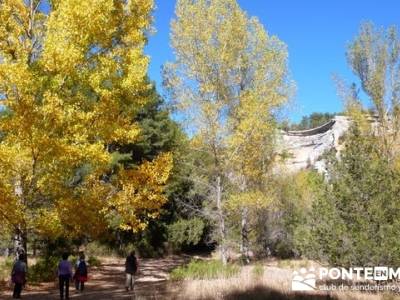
[125,255,138,274]
[11,260,27,284]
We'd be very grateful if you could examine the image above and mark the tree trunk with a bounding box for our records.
[33,239,37,256]
[14,226,28,265]
[216,175,227,265]
[116,230,123,252]
[240,207,250,264]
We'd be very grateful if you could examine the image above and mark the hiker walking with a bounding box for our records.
[74,252,88,292]
[58,253,73,300]
[125,250,138,291]
[11,253,27,299]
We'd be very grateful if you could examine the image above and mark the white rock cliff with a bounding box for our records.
[277,116,351,173]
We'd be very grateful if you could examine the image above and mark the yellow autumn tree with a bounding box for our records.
[0,0,172,258]
[346,23,400,160]
[164,0,292,263]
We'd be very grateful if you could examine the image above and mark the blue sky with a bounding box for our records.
[146,0,400,122]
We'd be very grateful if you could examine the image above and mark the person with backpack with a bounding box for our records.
[74,252,88,292]
[58,253,73,300]
[11,253,27,299]
[125,250,138,292]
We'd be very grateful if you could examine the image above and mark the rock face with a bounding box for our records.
[277,116,351,173]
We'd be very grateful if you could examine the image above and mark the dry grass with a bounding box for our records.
[171,263,400,300]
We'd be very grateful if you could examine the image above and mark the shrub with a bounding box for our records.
[0,257,14,281]
[170,259,239,281]
[86,242,117,257]
[167,218,205,249]
[88,256,101,267]
[28,256,59,283]
[136,239,158,258]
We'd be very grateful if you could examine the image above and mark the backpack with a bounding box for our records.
[125,256,137,274]
[77,261,87,276]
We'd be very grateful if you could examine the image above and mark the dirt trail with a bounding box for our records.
[0,256,187,300]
